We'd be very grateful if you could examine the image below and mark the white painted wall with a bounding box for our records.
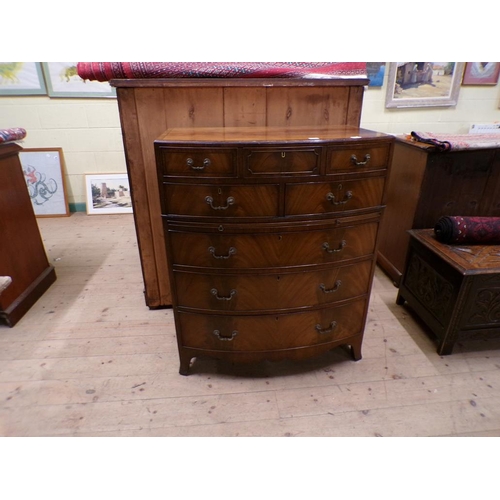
[1,65,499,209]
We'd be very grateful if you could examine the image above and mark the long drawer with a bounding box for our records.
[161,183,279,217]
[178,298,367,351]
[174,259,372,312]
[286,177,385,215]
[168,220,379,269]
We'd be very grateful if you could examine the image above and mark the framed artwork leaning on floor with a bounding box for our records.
[85,173,133,215]
[19,148,70,217]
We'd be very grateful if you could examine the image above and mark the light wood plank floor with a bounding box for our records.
[1,212,500,437]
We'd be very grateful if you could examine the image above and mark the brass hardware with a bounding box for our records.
[281,152,286,158]
[208,246,236,259]
[326,191,353,205]
[210,288,237,301]
[213,329,239,341]
[187,157,211,170]
[350,153,371,166]
[319,280,342,293]
[218,225,224,232]
[205,196,235,210]
[322,240,347,253]
[315,321,337,335]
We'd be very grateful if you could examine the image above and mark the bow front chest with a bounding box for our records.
[154,126,394,374]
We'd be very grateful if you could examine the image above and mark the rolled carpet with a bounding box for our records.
[434,216,500,244]
[77,62,367,82]
[0,128,26,144]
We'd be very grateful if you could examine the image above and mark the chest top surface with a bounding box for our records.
[155,126,392,145]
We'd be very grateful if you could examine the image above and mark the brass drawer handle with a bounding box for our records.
[350,153,371,166]
[205,196,235,210]
[208,246,237,259]
[315,321,337,335]
[322,240,346,253]
[319,280,342,293]
[187,157,211,170]
[326,191,353,205]
[210,288,237,301]
[213,329,238,341]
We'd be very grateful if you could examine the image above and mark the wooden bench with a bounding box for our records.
[397,229,500,355]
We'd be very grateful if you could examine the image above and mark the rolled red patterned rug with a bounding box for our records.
[434,216,500,244]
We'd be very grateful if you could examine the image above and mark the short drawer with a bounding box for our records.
[243,147,321,176]
[162,183,279,218]
[174,259,372,311]
[177,298,367,351]
[285,177,385,216]
[327,144,390,174]
[168,220,378,268]
[156,147,236,177]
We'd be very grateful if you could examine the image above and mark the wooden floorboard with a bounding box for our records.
[1,212,500,437]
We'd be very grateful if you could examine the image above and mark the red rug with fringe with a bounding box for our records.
[77,62,367,82]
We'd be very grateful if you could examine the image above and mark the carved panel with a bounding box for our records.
[466,286,500,327]
[404,252,454,323]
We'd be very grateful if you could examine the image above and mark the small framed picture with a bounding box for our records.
[19,148,70,217]
[0,62,47,96]
[462,62,500,85]
[41,62,116,98]
[85,173,133,215]
[385,62,465,108]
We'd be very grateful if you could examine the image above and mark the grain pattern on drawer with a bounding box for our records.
[285,177,385,215]
[157,147,236,177]
[168,221,378,268]
[244,148,320,175]
[162,183,279,217]
[178,298,367,351]
[174,259,372,311]
[327,144,389,174]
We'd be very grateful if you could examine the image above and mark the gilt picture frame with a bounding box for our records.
[41,62,116,98]
[85,173,133,215]
[385,62,465,108]
[462,62,500,85]
[0,62,47,96]
[19,148,70,217]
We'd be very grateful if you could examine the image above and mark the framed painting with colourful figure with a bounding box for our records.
[462,62,500,85]
[0,62,47,96]
[366,62,386,87]
[385,62,465,108]
[85,173,133,215]
[41,62,116,98]
[19,148,70,217]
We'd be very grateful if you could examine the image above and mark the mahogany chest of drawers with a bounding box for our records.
[154,126,394,374]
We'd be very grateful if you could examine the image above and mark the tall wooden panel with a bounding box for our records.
[0,143,56,326]
[113,78,368,308]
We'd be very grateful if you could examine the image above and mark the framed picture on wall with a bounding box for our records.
[0,62,47,96]
[385,62,465,108]
[19,148,70,217]
[85,173,133,215]
[462,62,500,85]
[41,62,116,98]
[366,62,386,87]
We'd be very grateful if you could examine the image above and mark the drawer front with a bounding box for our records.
[244,148,320,176]
[162,183,279,217]
[327,144,390,174]
[174,259,372,311]
[286,177,385,216]
[177,298,367,351]
[157,147,236,177]
[168,220,378,268]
